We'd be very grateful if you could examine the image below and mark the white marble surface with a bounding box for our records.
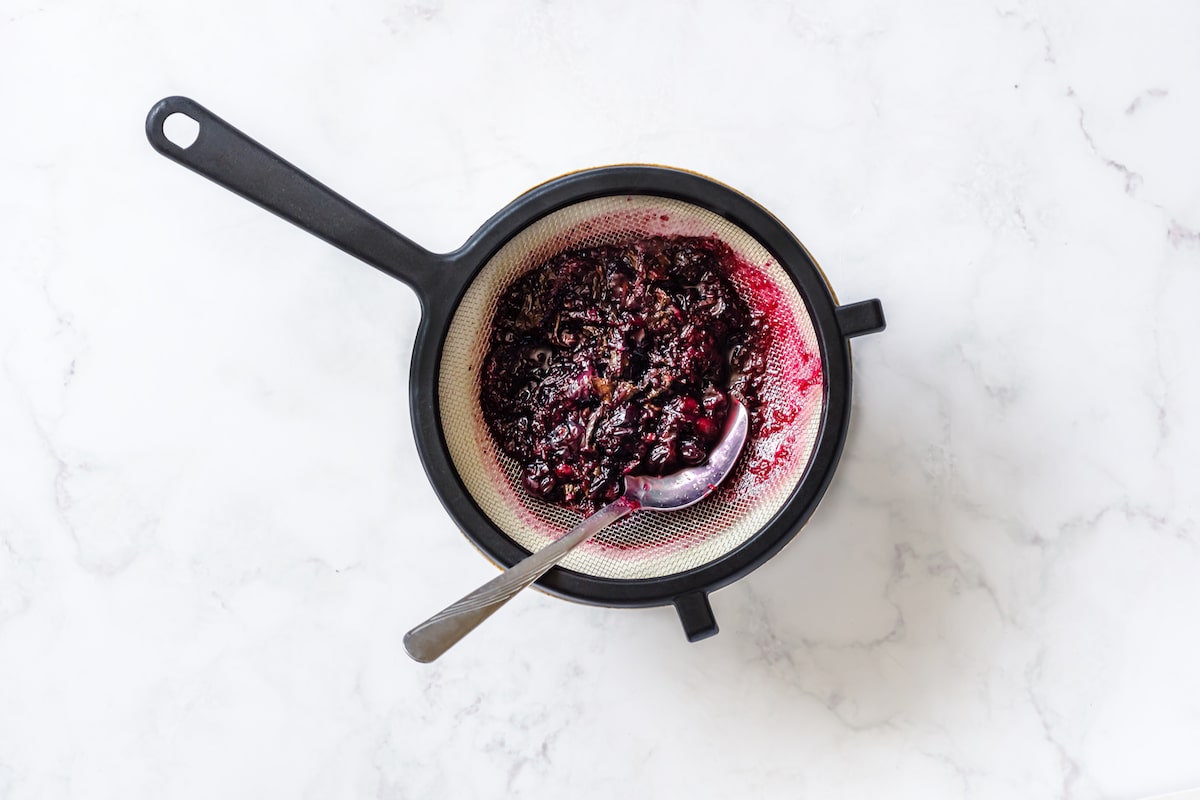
[2,0,1199,797]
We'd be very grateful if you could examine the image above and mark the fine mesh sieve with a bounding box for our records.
[440,195,823,581]
[146,96,885,641]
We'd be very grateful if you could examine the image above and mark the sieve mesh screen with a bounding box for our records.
[439,196,823,580]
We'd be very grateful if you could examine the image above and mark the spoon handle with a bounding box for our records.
[403,497,639,662]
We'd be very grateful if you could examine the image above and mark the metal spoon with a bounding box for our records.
[404,401,750,662]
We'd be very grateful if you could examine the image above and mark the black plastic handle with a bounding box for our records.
[674,591,719,642]
[835,299,886,338]
[145,96,443,294]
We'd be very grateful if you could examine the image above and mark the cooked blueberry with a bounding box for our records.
[480,236,766,514]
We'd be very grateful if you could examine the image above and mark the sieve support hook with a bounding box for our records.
[835,299,886,338]
[674,591,719,642]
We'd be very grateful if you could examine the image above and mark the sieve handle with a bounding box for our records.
[403,497,639,662]
[146,96,443,293]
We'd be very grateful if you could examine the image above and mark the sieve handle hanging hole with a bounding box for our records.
[145,96,442,292]
[835,299,886,338]
[674,591,719,642]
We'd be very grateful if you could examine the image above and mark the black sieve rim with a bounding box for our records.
[411,166,884,623]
